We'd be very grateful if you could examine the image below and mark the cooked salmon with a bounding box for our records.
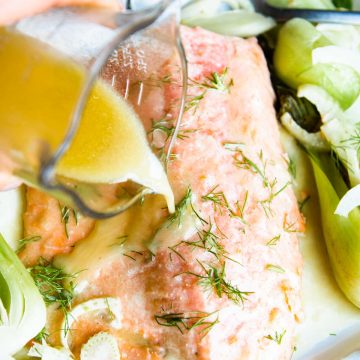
[24,26,303,359]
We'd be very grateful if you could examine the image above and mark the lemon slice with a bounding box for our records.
[0,28,174,212]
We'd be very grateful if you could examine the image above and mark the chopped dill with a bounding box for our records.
[288,157,297,179]
[16,235,41,254]
[260,180,290,218]
[167,187,207,228]
[283,214,298,233]
[182,261,253,305]
[229,191,249,225]
[149,118,195,142]
[265,330,286,345]
[122,250,144,262]
[105,298,115,321]
[201,186,248,225]
[298,195,311,212]
[185,92,206,113]
[340,127,360,157]
[266,264,285,274]
[154,309,219,335]
[29,261,77,335]
[169,221,239,264]
[231,148,290,218]
[223,142,245,152]
[34,327,49,342]
[146,73,176,87]
[201,185,229,214]
[59,204,79,239]
[234,150,269,187]
[190,68,234,93]
[266,234,281,247]
[109,235,128,247]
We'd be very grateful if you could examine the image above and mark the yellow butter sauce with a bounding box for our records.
[0,27,174,211]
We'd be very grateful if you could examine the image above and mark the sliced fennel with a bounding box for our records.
[274,18,331,89]
[80,332,120,360]
[60,297,122,349]
[182,10,275,37]
[298,84,360,186]
[311,155,360,307]
[297,63,360,110]
[335,184,360,217]
[181,0,275,37]
[0,234,46,357]
[29,333,120,360]
[280,112,329,151]
[28,341,73,360]
[312,45,360,74]
[316,24,360,49]
[267,0,335,9]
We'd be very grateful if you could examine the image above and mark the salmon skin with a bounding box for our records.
[22,26,303,359]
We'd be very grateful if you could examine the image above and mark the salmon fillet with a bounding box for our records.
[25,26,303,359]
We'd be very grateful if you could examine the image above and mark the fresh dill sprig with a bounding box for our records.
[229,191,249,225]
[16,235,41,254]
[169,221,238,264]
[201,185,230,214]
[185,92,206,113]
[266,264,285,274]
[298,195,311,212]
[266,235,281,247]
[145,73,177,88]
[234,149,290,218]
[288,157,297,179]
[283,214,298,233]
[190,68,234,93]
[59,204,79,239]
[223,142,245,152]
[265,330,286,345]
[29,261,77,335]
[260,180,290,218]
[340,127,360,157]
[149,118,195,142]
[201,186,248,225]
[123,250,144,262]
[167,187,207,228]
[182,261,253,305]
[34,327,49,342]
[154,309,219,335]
[109,235,128,247]
[234,150,269,187]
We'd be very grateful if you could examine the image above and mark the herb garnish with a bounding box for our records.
[265,330,286,345]
[167,187,207,228]
[181,261,253,305]
[185,92,206,113]
[201,185,230,214]
[16,235,41,254]
[154,309,219,335]
[266,264,285,274]
[59,204,79,239]
[29,261,77,335]
[190,68,234,93]
[283,214,298,233]
[266,234,281,247]
[34,327,49,342]
[288,157,297,179]
[298,195,311,212]
[149,118,195,142]
[233,150,289,217]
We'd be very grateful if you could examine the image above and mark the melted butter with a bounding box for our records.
[0,27,174,212]
[54,195,167,284]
